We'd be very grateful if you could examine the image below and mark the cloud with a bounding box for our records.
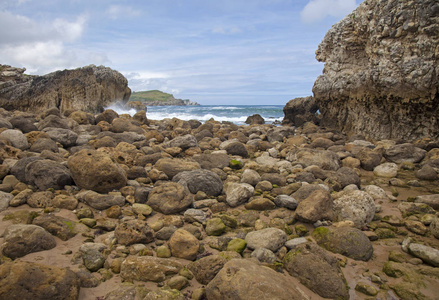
[212,26,242,35]
[106,5,141,20]
[300,0,357,24]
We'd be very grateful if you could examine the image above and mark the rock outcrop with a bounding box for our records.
[282,96,319,126]
[313,0,439,140]
[0,64,131,114]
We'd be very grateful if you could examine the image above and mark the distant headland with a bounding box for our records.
[129,90,200,106]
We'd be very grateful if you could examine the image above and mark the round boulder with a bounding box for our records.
[333,190,375,228]
[147,182,193,214]
[173,169,223,196]
[25,160,72,190]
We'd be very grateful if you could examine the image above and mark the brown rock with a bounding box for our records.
[168,229,200,261]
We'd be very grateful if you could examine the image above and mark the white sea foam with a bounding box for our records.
[105,103,137,116]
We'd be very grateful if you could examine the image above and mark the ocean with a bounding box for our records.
[107,104,285,125]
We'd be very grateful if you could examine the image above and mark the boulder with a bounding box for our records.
[0,129,29,150]
[168,134,198,150]
[333,190,375,228]
[408,243,439,267]
[282,96,318,126]
[192,153,230,170]
[414,194,439,210]
[75,190,125,210]
[10,156,45,182]
[287,148,340,171]
[0,65,130,114]
[115,219,154,246]
[225,183,254,207]
[373,162,398,178]
[295,190,334,223]
[29,138,59,153]
[168,229,200,261]
[313,0,439,140]
[245,114,265,125]
[385,143,427,164]
[266,126,295,143]
[187,255,227,285]
[2,224,56,259]
[292,184,327,202]
[356,148,382,171]
[120,256,183,282]
[206,259,308,300]
[172,169,223,196]
[273,195,298,210]
[0,191,13,212]
[0,261,79,300]
[223,141,248,158]
[32,214,77,241]
[155,158,200,179]
[25,160,72,190]
[240,169,261,186]
[67,149,127,193]
[284,243,349,299]
[245,227,287,252]
[312,226,373,261]
[42,128,78,148]
[415,164,438,181]
[147,182,193,214]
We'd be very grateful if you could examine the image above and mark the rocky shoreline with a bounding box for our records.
[0,106,438,300]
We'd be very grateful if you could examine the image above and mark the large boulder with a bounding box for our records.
[168,229,200,261]
[75,190,125,210]
[187,255,227,285]
[206,259,308,300]
[155,158,200,179]
[245,227,287,252]
[67,149,127,193]
[25,160,72,190]
[2,224,56,259]
[287,148,340,171]
[282,96,319,126]
[173,169,223,196]
[0,129,29,150]
[333,190,376,228]
[115,219,154,246]
[225,183,254,207]
[0,261,79,300]
[384,143,427,163]
[313,0,439,140]
[284,242,349,299]
[0,64,131,114]
[295,190,334,223]
[147,182,193,214]
[32,214,77,241]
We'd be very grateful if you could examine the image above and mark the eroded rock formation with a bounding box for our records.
[0,64,131,114]
[313,0,439,140]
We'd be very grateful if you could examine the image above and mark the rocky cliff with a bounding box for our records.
[0,65,131,114]
[313,0,439,140]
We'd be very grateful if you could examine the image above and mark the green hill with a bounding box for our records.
[129,90,175,102]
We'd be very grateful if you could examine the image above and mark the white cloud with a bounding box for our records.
[106,5,141,20]
[300,0,357,24]
[212,26,242,35]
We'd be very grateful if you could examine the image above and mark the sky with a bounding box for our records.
[0,0,363,105]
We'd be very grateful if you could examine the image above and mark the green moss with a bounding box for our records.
[230,159,243,170]
[295,224,308,237]
[312,226,330,241]
[227,238,247,254]
[63,220,75,232]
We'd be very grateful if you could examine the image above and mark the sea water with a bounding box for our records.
[106,104,285,125]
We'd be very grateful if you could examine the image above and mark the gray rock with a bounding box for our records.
[0,129,29,150]
[414,194,439,210]
[184,209,207,224]
[206,259,308,300]
[287,148,340,171]
[245,227,287,252]
[373,162,398,178]
[29,138,59,153]
[2,224,56,259]
[173,169,223,196]
[408,243,439,267]
[10,156,45,183]
[155,158,200,179]
[285,237,308,249]
[188,255,227,285]
[415,164,438,181]
[42,127,78,148]
[168,134,198,150]
[192,153,230,170]
[75,190,125,210]
[82,248,105,272]
[266,126,295,143]
[292,183,328,202]
[0,191,13,212]
[430,217,439,239]
[25,160,72,190]
[273,195,298,210]
[333,190,375,228]
[32,214,77,241]
[250,248,277,264]
[240,169,261,186]
[385,143,427,164]
[225,183,254,207]
[223,141,248,158]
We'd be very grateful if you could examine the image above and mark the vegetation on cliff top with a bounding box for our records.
[129,90,175,102]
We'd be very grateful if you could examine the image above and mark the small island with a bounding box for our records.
[129,90,200,106]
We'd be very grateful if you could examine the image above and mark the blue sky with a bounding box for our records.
[0,0,362,105]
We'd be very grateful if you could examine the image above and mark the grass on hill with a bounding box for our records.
[129,90,175,102]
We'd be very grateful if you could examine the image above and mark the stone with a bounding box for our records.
[205,218,226,236]
[144,289,185,300]
[250,248,276,264]
[295,190,334,223]
[167,275,189,291]
[10,156,44,183]
[132,203,153,216]
[29,138,59,153]
[333,190,375,228]
[385,144,427,164]
[155,158,200,179]
[287,148,340,171]
[147,182,193,214]
[115,219,154,246]
[2,224,56,259]
[82,248,105,272]
[75,190,125,210]
[414,194,439,210]
[0,65,130,114]
[430,217,439,239]
[25,160,72,190]
[245,114,265,125]
[223,141,248,158]
[373,162,398,178]
[188,255,227,285]
[282,96,318,126]
[355,282,378,297]
[240,168,261,186]
[292,184,328,202]
[313,0,439,140]
[245,227,287,252]
[356,148,382,171]
[0,261,79,300]
[266,126,295,143]
[168,229,200,261]
[0,191,13,212]
[363,185,388,200]
[32,214,77,241]
[415,164,438,180]
[206,259,308,300]
[42,128,78,148]
[0,129,29,150]
[172,169,222,196]
[227,238,247,254]
[120,256,183,282]
[27,191,54,208]
[408,243,439,267]
[244,197,276,210]
[312,226,373,261]
[192,153,230,170]
[67,149,127,193]
[273,195,298,210]
[52,194,78,210]
[225,183,254,207]
[284,243,349,299]
[285,237,308,249]
[168,134,198,150]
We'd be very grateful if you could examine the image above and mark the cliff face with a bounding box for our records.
[313,0,439,140]
[0,65,131,114]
